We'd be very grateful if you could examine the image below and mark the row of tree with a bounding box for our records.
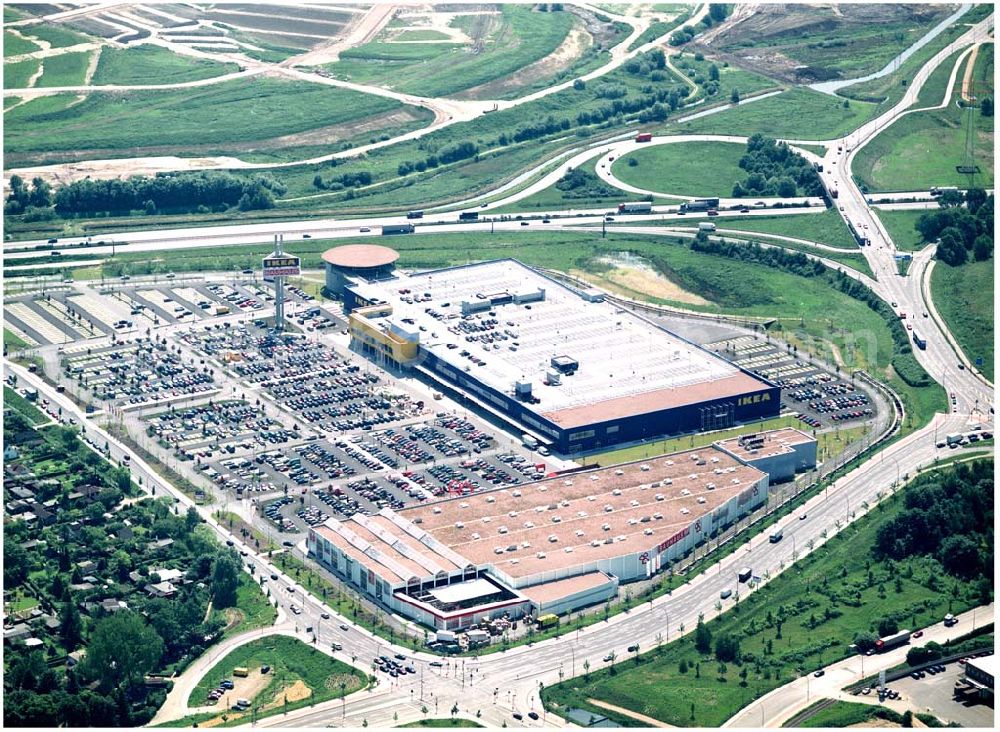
[32,171,287,216]
[4,175,52,215]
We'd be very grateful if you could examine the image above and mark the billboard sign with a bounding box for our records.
[263,255,300,278]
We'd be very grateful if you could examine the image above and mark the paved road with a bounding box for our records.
[724,603,994,727]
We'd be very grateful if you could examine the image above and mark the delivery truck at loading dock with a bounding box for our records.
[618,202,652,213]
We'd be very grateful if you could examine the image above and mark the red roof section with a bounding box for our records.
[322,244,399,268]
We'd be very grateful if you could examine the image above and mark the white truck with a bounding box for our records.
[521,433,539,449]
[698,222,717,232]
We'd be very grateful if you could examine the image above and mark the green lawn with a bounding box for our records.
[4,77,427,164]
[792,700,900,728]
[542,460,988,727]
[3,386,48,425]
[393,30,455,42]
[674,53,780,102]
[21,23,93,49]
[634,208,861,252]
[853,45,994,192]
[220,575,277,638]
[4,328,32,349]
[4,58,39,89]
[872,209,929,251]
[931,259,994,380]
[672,87,877,140]
[189,635,367,719]
[611,141,747,197]
[399,720,484,728]
[916,47,967,108]
[332,5,576,98]
[35,50,91,87]
[91,44,240,85]
[4,30,41,56]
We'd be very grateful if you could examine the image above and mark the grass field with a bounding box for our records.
[931,259,994,380]
[34,50,91,87]
[399,720,484,728]
[611,141,747,197]
[221,575,277,638]
[332,5,576,98]
[3,386,48,425]
[541,459,987,727]
[4,29,41,56]
[4,77,427,164]
[872,209,929,251]
[915,46,967,108]
[675,53,779,102]
[92,44,240,85]
[3,328,32,349]
[189,635,367,718]
[792,700,898,727]
[853,45,994,192]
[672,87,877,140]
[4,58,40,88]
[21,23,93,49]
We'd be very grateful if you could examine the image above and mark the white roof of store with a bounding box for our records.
[427,578,503,605]
[966,655,998,680]
[359,260,762,426]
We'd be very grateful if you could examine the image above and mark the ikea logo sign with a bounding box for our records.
[738,393,771,407]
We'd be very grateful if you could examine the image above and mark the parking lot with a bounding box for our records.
[709,336,875,429]
[869,656,994,728]
[144,400,295,459]
[181,323,424,433]
[62,337,219,409]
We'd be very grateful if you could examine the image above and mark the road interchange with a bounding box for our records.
[2,7,995,729]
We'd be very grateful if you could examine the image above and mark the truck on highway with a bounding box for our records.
[946,433,963,446]
[912,331,926,350]
[769,528,783,543]
[635,132,653,142]
[930,186,958,197]
[698,222,717,232]
[406,210,424,219]
[459,211,480,221]
[382,223,415,235]
[874,630,911,653]
[618,202,652,214]
[831,188,839,199]
[738,567,752,583]
[680,198,720,213]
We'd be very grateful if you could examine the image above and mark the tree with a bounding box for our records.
[902,710,913,727]
[694,617,713,654]
[777,177,797,197]
[583,659,591,678]
[144,199,157,215]
[4,541,29,587]
[83,611,163,692]
[714,633,740,663]
[30,177,52,208]
[709,64,720,82]
[936,227,968,265]
[853,632,877,653]
[973,233,993,261]
[451,703,459,717]
[981,96,993,117]
[573,78,586,91]
[730,88,740,104]
[211,551,241,608]
[60,599,84,649]
[709,4,727,22]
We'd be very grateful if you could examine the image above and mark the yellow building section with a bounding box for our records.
[349,304,419,365]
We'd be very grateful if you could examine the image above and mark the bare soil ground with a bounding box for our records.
[570,266,711,306]
[961,43,981,102]
[260,679,312,711]
[847,719,900,728]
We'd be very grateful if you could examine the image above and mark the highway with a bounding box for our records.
[2,8,994,729]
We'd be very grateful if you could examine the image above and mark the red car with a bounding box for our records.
[913,630,924,638]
